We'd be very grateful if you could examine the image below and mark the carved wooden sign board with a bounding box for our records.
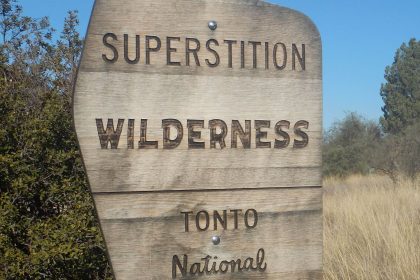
[74,0,322,279]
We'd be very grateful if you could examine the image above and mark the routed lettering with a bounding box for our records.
[101,34,308,71]
[273,42,287,70]
[162,119,183,149]
[231,120,251,149]
[195,210,210,231]
[213,210,227,230]
[244,209,258,229]
[124,34,140,64]
[139,119,158,149]
[172,249,267,279]
[274,120,290,149]
[96,118,124,149]
[224,39,237,68]
[181,209,259,232]
[127,119,135,149]
[248,41,261,69]
[102,33,118,63]
[209,119,228,149]
[145,35,161,65]
[188,120,205,149]
[167,37,181,66]
[255,120,271,148]
[186,38,201,66]
[205,39,220,67]
[292,43,306,70]
[95,118,310,150]
[293,120,309,148]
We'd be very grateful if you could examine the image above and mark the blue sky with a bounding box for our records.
[19,0,420,129]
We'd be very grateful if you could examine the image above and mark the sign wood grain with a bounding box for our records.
[73,0,323,279]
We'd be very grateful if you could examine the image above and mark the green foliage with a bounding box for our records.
[380,39,420,134]
[323,113,382,177]
[374,123,420,180]
[376,38,420,179]
[0,1,112,279]
[325,38,419,179]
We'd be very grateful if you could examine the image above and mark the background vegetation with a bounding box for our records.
[323,36,419,280]
[324,38,420,180]
[0,1,112,279]
[324,175,420,280]
[0,0,418,279]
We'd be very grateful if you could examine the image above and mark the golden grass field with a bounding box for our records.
[324,175,420,280]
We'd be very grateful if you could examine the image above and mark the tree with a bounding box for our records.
[0,1,112,279]
[52,10,82,95]
[323,113,382,177]
[378,38,420,179]
[380,39,420,134]
[375,122,420,181]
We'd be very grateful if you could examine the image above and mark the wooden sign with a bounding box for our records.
[73,0,322,279]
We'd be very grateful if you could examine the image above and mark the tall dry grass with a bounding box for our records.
[324,175,420,280]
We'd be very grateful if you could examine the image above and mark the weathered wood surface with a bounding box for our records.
[73,0,322,279]
[95,188,322,280]
[75,62,322,194]
[79,0,321,79]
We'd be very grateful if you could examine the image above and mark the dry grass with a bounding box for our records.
[324,174,420,280]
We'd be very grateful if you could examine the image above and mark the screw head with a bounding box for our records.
[212,236,221,245]
[208,20,218,31]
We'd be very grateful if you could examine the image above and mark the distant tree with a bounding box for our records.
[375,123,420,181]
[323,113,382,177]
[0,1,112,279]
[377,38,420,180]
[324,40,419,179]
[52,10,82,95]
[398,123,420,178]
[380,39,420,134]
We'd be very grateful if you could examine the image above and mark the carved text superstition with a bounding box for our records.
[102,33,306,71]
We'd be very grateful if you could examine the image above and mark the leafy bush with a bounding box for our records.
[323,113,382,177]
[0,1,112,279]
